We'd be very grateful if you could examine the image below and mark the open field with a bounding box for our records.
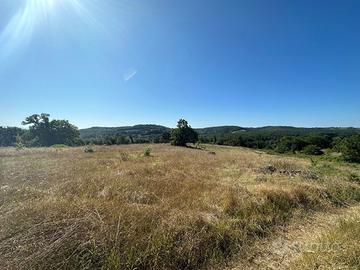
[1,144,360,269]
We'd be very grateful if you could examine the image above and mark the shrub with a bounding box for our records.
[84,145,95,153]
[302,145,323,155]
[143,148,151,157]
[15,135,25,150]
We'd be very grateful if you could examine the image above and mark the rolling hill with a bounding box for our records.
[80,125,360,141]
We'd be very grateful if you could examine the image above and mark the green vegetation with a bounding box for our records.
[84,144,95,153]
[79,125,359,150]
[171,119,198,146]
[336,134,360,163]
[275,136,307,153]
[0,126,25,146]
[143,147,152,156]
[21,113,80,146]
[1,114,80,147]
[1,114,360,163]
[80,125,170,144]
[302,144,323,155]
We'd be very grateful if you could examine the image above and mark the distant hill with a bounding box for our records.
[2,124,359,147]
[195,126,246,136]
[79,125,246,140]
[80,125,360,142]
[239,126,360,137]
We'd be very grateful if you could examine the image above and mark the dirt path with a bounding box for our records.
[218,205,360,270]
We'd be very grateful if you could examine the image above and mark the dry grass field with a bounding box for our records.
[289,209,360,270]
[1,144,360,269]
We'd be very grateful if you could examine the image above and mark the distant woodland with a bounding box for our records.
[1,114,360,162]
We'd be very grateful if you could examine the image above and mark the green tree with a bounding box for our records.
[160,131,171,143]
[0,127,25,146]
[275,136,307,153]
[302,145,323,155]
[337,135,360,163]
[118,135,130,144]
[305,135,331,148]
[171,119,198,146]
[22,113,80,146]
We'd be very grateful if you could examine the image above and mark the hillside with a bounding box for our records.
[79,125,246,140]
[80,125,360,141]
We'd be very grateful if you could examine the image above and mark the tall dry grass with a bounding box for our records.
[290,212,360,269]
[0,144,360,269]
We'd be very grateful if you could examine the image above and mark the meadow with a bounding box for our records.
[1,144,360,269]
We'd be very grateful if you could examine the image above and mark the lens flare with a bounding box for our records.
[0,0,102,60]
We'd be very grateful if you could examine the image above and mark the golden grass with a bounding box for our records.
[0,144,360,269]
[290,212,360,269]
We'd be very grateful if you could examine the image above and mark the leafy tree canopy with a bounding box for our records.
[22,113,80,146]
[0,127,25,147]
[302,144,323,155]
[275,136,307,153]
[336,135,360,163]
[171,119,198,146]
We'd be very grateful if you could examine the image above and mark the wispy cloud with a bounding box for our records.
[123,68,138,82]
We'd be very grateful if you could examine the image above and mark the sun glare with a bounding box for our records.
[0,0,100,61]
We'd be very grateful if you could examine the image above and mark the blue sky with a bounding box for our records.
[0,0,359,128]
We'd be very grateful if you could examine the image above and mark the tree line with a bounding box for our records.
[0,115,194,147]
[1,114,360,163]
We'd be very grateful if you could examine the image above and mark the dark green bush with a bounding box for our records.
[302,145,323,155]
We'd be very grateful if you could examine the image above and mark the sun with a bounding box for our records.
[0,0,99,60]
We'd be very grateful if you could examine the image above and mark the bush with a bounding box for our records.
[15,135,25,150]
[302,145,323,155]
[336,135,360,163]
[84,145,95,153]
[143,148,151,157]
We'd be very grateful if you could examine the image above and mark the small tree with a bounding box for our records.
[171,119,198,146]
[15,134,25,150]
